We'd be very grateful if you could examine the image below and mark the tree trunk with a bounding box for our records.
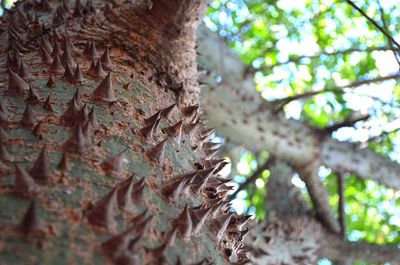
[0,1,250,264]
[245,159,400,265]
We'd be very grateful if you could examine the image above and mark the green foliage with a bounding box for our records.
[323,170,400,245]
[206,0,400,134]
[232,150,269,219]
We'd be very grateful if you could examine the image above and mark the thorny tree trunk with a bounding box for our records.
[0,0,252,265]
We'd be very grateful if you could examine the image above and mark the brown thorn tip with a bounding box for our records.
[160,103,176,120]
[18,201,46,235]
[58,152,68,170]
[101,46,113,70]
[75,103,89,127]
[32,120,43,136]
[7,50,20,71]
[18,60,33,81]
[49,54,64,74]
[166,226,178,246]
[208,212,233,240]
[182,105,199,122]
[46,74,56,87]
[190,205,213,234]
[8,68,29,95]
[15,163,38,194]
[161,178,188,203]
[101,225,139,259]
[86,58,96,77]
[90,72,117,102]
[41,44,52,65]
[146,139,168,165]
[177,204,192,240]
[25,86,41,104]
[117,177,135,212]
[64,124,91,154]
[61,43,75,69]
[21,104,38,127]
[73,88,83,106]
[30,145,54,182]
[62,63,74,81]
[88,107,99,129]
[0,128,8,144]
[71,64,85,84]
[61,96,80,126]
[94,58,106,79]
[101,149,127,177]
[139,117,161,141]
[43,96,54,112]
[144,110,161,126]
[0,100,9,118]
[87,186,118,229]
[162,120,182,143]
[0,141,14,162]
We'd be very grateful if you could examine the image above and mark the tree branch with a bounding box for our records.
[259,46,393,71]
[262,73,400,113]
[378,4,400,67]
[341,72,400,88]
[345,0,400,49]
[267,89,340,113]
[338,173,346,239]
[297,162,341,234]
[321,234,400,264]
[322,114,369,134]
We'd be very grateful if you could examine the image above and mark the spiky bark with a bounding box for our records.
[0,1,250,264]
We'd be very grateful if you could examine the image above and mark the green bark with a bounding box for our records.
[0,0,246,264]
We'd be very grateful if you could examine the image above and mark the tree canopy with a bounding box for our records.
[203,0,400,264]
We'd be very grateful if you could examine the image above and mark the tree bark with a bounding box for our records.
[0,1,251,265]
[320,234,400,264]
[247,159,322,264]
[246,159,400,265]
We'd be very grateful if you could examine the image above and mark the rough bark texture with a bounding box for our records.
[0,1,251,265]
[247,159,323,265]
[320,235,400,264]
